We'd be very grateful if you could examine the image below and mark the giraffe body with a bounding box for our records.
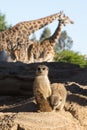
[13,12,74,63]
[27,12,74,63]
[11,12,73,63]
[0,13,60,59]
[2,12,73,63]
[28,40,55,63]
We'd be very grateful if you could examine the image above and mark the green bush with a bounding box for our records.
[0,12,10,31]
[54,50,87,68]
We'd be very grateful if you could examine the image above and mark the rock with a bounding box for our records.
[0,61,85,95]
[0,86,87,130]
[0,112,83,130]
[14,112,82,130]
[0,62,87,129]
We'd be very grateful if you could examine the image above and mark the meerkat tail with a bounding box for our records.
[35,91,52,112]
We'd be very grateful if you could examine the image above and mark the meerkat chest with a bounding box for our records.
[34,76,51,98]
[36,76,50,88]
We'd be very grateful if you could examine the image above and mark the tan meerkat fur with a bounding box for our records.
[33,65,52,112]
[50,83,67,111]
[35,91,52,112]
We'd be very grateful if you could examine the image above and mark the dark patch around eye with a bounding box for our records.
[38,67,40,71]
[42,67,46,70]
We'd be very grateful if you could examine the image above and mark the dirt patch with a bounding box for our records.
[0,62,87,130]
[0,82,87,130]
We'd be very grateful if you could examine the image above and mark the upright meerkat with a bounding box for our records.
[50,83,67,111]
[33,65,52,112]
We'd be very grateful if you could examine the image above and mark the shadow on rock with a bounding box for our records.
[0,96,38,112]
[65,83,87,97]
[67,94,87,106]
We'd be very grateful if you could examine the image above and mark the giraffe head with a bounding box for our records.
[59,11,74,26]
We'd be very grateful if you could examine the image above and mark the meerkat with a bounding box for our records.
[33,65,52,112]
[35,91,52,112]
[50,83,67,111]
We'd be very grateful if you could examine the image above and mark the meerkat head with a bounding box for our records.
[50,94,62,110]
[36,65,49,76]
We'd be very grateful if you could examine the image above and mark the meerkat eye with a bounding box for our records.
[37,67,40,71]
[42,67,46,70]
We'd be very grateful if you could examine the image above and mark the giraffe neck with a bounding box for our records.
[17,13,60,35]
[49,21,63,46]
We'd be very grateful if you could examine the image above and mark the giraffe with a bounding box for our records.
[27,12,74,63]
[0,12,61,60]
[12,12,74,63]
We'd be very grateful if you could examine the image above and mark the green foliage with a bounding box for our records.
[0,12,9,31]
[39,27,51,42]
[54,50,87,68]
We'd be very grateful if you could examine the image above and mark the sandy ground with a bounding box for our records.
[0,62,87,130]
[0,81,87,130]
